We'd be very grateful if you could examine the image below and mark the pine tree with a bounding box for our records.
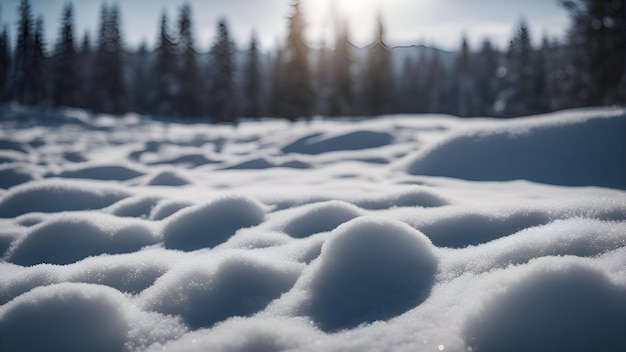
[452,35,475,116]
[94,3,127,114]
[363,13,394,116]
[425,49,447,113]
[12,0,34,104]
[243,32,262,118]
[282,0,314,120]
[0,25,10,101]
[152,11,177,116]
[130,41,151,114]
[328,18,353,116]
[314,40,332,116]
[175,3,202,117]
[51,2,77,107]
[474,38,501,116]
[209,18,237,123]
[561,0,625,105]
[30,15,47,105]
[268,46,286,117]
[397,55,419,113]
[76,31,94,110]
[503,20,535,117]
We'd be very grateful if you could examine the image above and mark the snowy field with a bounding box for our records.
[0,104,625,351]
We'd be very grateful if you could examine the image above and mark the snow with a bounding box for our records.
[0,105,625,351]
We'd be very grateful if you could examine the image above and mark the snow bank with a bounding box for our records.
[0,179,131,217]
[140,252,303,329]
[6,214,159,265]
[162,195,266,251]
[402,108,626,188]
[464,260,626,352]
[282,130,394,155]
[292,217,438,331]
[0,283,187,352]
[0,106,624,351]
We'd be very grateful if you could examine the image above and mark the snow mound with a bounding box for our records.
[282,130,394,155]
[464,260,626,352]
[0,283,187,352]
[52,164,145,181]
[145,170,191,186]
[355,187,449,209]
[106,195,163,218]
[149,199,194,220]
[403,108,626,188]
[162,195,266,251]
[0,179,131,217]
[6,214,158,266]
[140,252,303,329]
[278,201,364,238]
[297,217,438,331]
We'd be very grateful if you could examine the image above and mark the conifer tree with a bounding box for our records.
[363,13,394,116]
[328,18,353,116]
[474,38,501,116]
[12,0,35,104]
[282,0,313,120]
[76,31,93,110]
[30,15,47,105]
[152,11,177,116]
[268,47,286,117]
[175,3,202,117]
[503,20,535,117]
[452,35,475,116]
[0,25,10,101]
[94,3,127,114]
[51,2,77,107]
[243,32,262,118]
[209,18,237,123]
[561,0,625,105]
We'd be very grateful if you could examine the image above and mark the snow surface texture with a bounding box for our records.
[0,105,625,351]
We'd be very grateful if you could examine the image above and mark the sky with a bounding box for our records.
[0,0,570,52]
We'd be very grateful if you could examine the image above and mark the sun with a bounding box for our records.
[303,0,434,47]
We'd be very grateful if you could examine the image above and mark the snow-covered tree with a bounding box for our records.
[362,13,394,116]
[282,0,314,120]
[209,18,237,123]
[50,2,77,107]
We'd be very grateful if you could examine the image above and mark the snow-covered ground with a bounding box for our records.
[0,104,624,352]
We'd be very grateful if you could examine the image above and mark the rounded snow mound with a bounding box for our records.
[6,215,158,266]
[162,195,266,251]
[280,201,364,238]
[464,260,626,352]
[0,283,130,352]
[0,179,131,218]
[53,164,145,181]
[282,130,394,155]
[149,199,194,220]
[299,217,438,331]
[402,108,626,188]
[140,252,303,329]
[106,195,163,218]
[145,169,191,186]
[0,283,187,352]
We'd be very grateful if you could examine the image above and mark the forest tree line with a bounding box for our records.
[0,0,624,122]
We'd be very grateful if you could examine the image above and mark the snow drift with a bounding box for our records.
[0,105,624,351]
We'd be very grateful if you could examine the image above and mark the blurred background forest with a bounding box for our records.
[0,0,624,123]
